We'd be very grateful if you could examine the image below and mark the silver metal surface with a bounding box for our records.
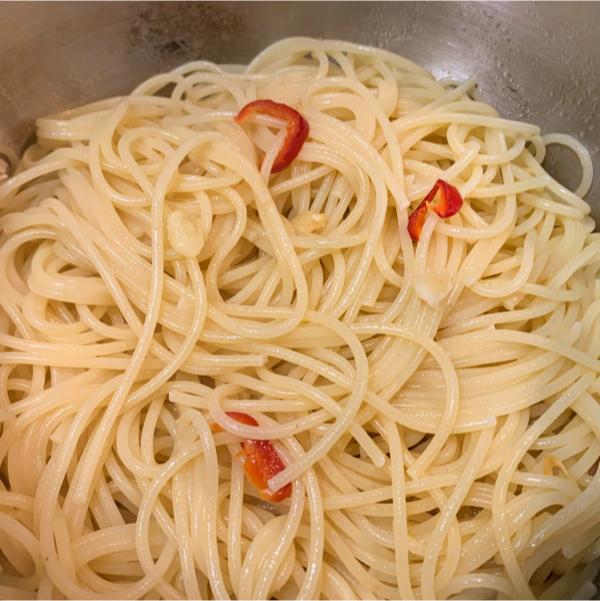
[0,1,599,217]
[0,2,599,595]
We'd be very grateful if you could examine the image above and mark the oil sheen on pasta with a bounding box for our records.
[0,38,599,600]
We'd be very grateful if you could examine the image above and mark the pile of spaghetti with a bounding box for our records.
[1,38,599,600]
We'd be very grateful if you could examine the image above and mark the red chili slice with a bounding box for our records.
[407,179,463,241]
[407,199,429,242]
[234,99,309,173]
[222,411,259,427]
[241,438,292,503]
[212,411,292,503]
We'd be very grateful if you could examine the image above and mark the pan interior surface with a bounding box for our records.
[0,3,600,599]
[0,2,598,217]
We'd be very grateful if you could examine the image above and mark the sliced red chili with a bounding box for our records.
[222,411,259,428]
[407,199,429,242]
[407,179,463,241]
[212,411,292,503]
[235,99,309,173]
[241,438,292,503]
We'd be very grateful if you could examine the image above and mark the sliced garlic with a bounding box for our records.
[413,273,451,309]
[167,210,205,258]
[291,211,326,234]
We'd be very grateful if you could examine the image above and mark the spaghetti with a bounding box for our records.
[0,37,599,599]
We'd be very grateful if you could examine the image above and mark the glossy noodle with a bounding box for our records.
[0,38,599,600]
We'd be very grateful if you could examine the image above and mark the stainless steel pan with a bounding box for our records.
[0,1,599,595]
[0,2,598,219]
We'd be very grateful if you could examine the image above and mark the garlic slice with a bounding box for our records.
[291,211,326,234]
[167,210,205,258]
